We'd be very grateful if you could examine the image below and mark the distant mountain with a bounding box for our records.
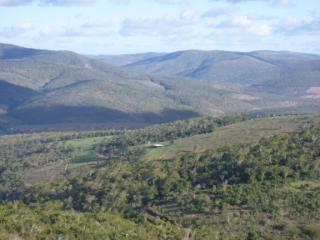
[0,43,201,131]
[95,52,165,66]
[125,50,320,95]
[0,43,319,133]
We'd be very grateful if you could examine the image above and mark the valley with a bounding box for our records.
[0,114,319,239]
[1,0,319,239]
[0,43,319,239]
[1,43,320,134]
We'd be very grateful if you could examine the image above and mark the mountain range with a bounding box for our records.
[0,43,319,133]
[107,50,320,95]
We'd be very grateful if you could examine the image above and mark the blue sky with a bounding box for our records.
[0,0,319,54]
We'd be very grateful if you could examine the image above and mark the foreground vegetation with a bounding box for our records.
[0,114,319,239]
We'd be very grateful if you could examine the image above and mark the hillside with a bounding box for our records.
[0,114,319,239]
[143,115,320,161]
[126,50,320,96]
[1,43,320,133]
[0,43,202,131]
[95,52,165,66]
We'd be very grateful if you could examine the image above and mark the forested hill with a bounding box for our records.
[122,50,320,114]
[95,52,165,66]
[0,43,200,130]
[124,50,320,95]
[0,114,319,239]
[0,43,319,133]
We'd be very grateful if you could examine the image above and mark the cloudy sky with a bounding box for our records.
[0,0,319,54]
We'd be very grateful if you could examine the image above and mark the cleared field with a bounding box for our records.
[2,115,319,185]
[143,115,320,161]
[0,132,111,184]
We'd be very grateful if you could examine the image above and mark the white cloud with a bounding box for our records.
[203,3,235,17]
[210,0,294,8]
[180,10,199,23]
[14,22,33,30]
[218,15,252,28]
[250,24,272,36]
[0,22,33,38]
[39,25,52,35]
[41,0,96,5]
[271,0,294,8]
[37,20,116,38]
[210,0,267,3]
[155,0,185,4]
[60,21,115,37]
[215,15,273,36]
[0,0,98,6]
[106,0,130,4]
[81,21,114,29]
[276,16,320,35]
[0,0,32,6]
[232,15,252,27]
[0,0,179,6]
[120,17,179,36]
[120,11,200,37]
[62,28,114,37]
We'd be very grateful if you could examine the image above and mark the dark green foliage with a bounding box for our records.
[96,114,250,156]
[0,202,183,240]
[246,231,259,240]
[0,115,319,239]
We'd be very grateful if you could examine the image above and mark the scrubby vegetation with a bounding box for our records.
[0,115,319,239]
[0,203,183,240]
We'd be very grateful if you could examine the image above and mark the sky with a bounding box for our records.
[0,0,319,55]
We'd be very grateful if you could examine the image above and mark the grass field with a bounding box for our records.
[2,115,319,186]
[62,136,108,164]
[143,115,320,161]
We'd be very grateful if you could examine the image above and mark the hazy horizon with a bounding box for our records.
[2,41,320,56]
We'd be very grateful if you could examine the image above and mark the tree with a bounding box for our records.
[246,231,260,240]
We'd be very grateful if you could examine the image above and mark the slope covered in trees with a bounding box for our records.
[0,115,319,239]
[125,50,320,95]
[0,43,320,133]
[0,43,199,130]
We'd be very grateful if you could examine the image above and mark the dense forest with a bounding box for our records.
[0,114,319,239]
